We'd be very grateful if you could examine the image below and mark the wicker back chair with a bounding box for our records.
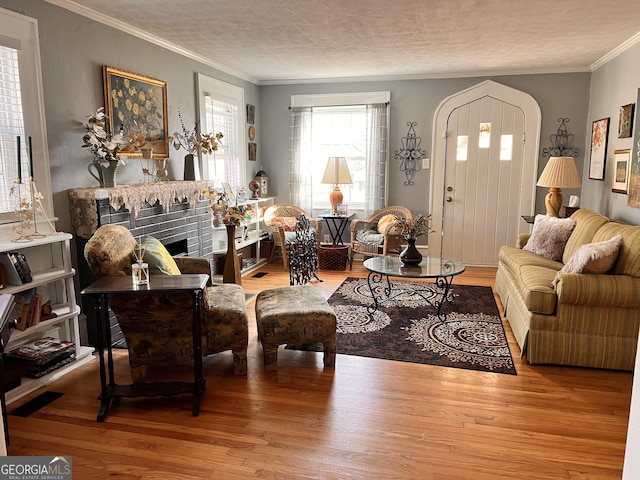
[263,204,322,270]
[349,206,412,269]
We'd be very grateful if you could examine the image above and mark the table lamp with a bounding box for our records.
[321,156,352,214]
[536,156,581,217]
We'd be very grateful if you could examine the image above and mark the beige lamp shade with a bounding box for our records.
[536,156,581,217]
[321,157,353,214]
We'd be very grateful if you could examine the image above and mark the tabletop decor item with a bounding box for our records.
[170,108,223,181]
[393,213,433,266]
[131,237,149,286]
[203,186,253,285]
[82,107,134,188]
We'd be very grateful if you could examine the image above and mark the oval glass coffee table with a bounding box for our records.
[363,255,466,320]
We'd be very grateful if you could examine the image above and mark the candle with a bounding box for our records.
[16,136,21,181]
[28,136,34,181]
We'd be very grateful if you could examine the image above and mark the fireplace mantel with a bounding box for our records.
[68,181,208,239]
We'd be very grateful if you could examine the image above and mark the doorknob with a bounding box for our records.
[446,196,453,202]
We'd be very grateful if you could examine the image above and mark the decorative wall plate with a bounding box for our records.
[248,125,256,141]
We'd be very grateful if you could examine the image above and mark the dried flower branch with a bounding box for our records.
[393,214,434,240]
[170,108,223,155]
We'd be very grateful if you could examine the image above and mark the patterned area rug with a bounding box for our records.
[290,277,516,375]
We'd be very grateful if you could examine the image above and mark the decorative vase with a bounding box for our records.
[87,160,119,188]
[183,153,200,181]
[223,224,242,285]
[400,238,422,266]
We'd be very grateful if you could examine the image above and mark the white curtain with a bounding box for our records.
[364,102,388,217]
[289,107,313,211]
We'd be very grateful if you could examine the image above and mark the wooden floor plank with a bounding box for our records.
[4,263,633,479]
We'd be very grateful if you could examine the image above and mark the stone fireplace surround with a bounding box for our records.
[68,181,213,345]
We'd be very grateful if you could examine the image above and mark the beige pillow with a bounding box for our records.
[377,214,397,233]
[523,215,576,261]
[559,235,622,275]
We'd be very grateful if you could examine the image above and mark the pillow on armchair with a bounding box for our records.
[143,236,181,275]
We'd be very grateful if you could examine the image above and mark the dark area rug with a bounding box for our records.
[288,277,516,375]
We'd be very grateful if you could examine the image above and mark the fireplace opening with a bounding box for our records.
[165,239,188,256]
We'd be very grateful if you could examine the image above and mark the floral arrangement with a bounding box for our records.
[393,213,433,240]
[203,186,253,227]
[170,109,223,155]
[82,107,129,167]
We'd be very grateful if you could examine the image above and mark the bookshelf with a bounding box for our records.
[211,196,274,281]
[0,233,94,404]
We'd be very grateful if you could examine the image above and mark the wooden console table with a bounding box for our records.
[81,274,209,421]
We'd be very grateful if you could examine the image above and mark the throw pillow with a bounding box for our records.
[142,236,181,275]
[273,216,298,232]
[558,234,623,276]
[523,215,576,261]
[377,214,397,233]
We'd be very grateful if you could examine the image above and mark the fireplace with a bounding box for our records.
[68,181,213,345]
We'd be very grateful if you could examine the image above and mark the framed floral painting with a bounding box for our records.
[589,117,609,180]
[103,66,169,157]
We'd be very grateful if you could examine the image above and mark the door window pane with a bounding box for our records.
[456,135,468,161]
[500,134,513,160]
[479,122,491,149]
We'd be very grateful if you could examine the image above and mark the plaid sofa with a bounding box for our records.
[494,209,640,370]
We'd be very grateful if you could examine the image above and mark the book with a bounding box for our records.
[6,336,75,365]
[11,252,32,283]
[28,294,42,328]
[0,253,24,286]
[13,288,37,331]
[0,293,15,331]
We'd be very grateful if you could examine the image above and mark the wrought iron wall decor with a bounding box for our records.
[542,117,579,158]
[395,121,427,186]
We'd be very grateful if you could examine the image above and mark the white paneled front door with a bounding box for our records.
[430,81,541,266]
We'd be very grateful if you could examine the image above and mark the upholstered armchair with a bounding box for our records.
[349,206,412,269]
[84,224,248,382]
[263,204,322,270]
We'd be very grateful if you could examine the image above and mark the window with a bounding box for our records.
[197,74,244,189]
[0,8,51,222]
[290,92,390,215]
[309,105,367,208]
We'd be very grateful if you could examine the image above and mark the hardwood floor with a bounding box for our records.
[5,262,633,479]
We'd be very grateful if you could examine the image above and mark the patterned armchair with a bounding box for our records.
[349,206,412,269]
[84,224,248,382]
[263,204,322,270]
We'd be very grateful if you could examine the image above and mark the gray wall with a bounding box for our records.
[0,0,260,236]
[259,74,591,222]
[585,41,640,225]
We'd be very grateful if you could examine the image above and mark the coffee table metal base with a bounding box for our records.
[366,271,455,321]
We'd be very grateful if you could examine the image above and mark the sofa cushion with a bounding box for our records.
[273,216,298,232]
[562,209,610,263]
[84,224,137,277]
[592,223,640,277]
[523,215,575,261]
[356,229,385,245]
[517,265,559,315]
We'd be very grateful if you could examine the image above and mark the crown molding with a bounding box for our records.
[257,66,591,86]
[591,30,640,71]
[43,0,258,84]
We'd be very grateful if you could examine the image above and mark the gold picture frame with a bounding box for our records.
[103,66,169,157]
[618,103,635,139]
[612,149,631,194]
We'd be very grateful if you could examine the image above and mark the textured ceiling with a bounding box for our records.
[54,0,640,83]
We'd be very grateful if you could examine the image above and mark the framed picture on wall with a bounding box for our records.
[618,103,635,138]
[588,117,610,180]
[612,149,631,194]
[103,66,169,157]
[248,142,257,161]
[246,104,255,124]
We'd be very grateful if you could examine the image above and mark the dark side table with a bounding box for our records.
[319,213,355,245]
[81,274,208,422]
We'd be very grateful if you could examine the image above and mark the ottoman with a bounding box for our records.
[255,285,337,372]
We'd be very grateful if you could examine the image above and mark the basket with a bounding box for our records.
[319,245,349,270]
